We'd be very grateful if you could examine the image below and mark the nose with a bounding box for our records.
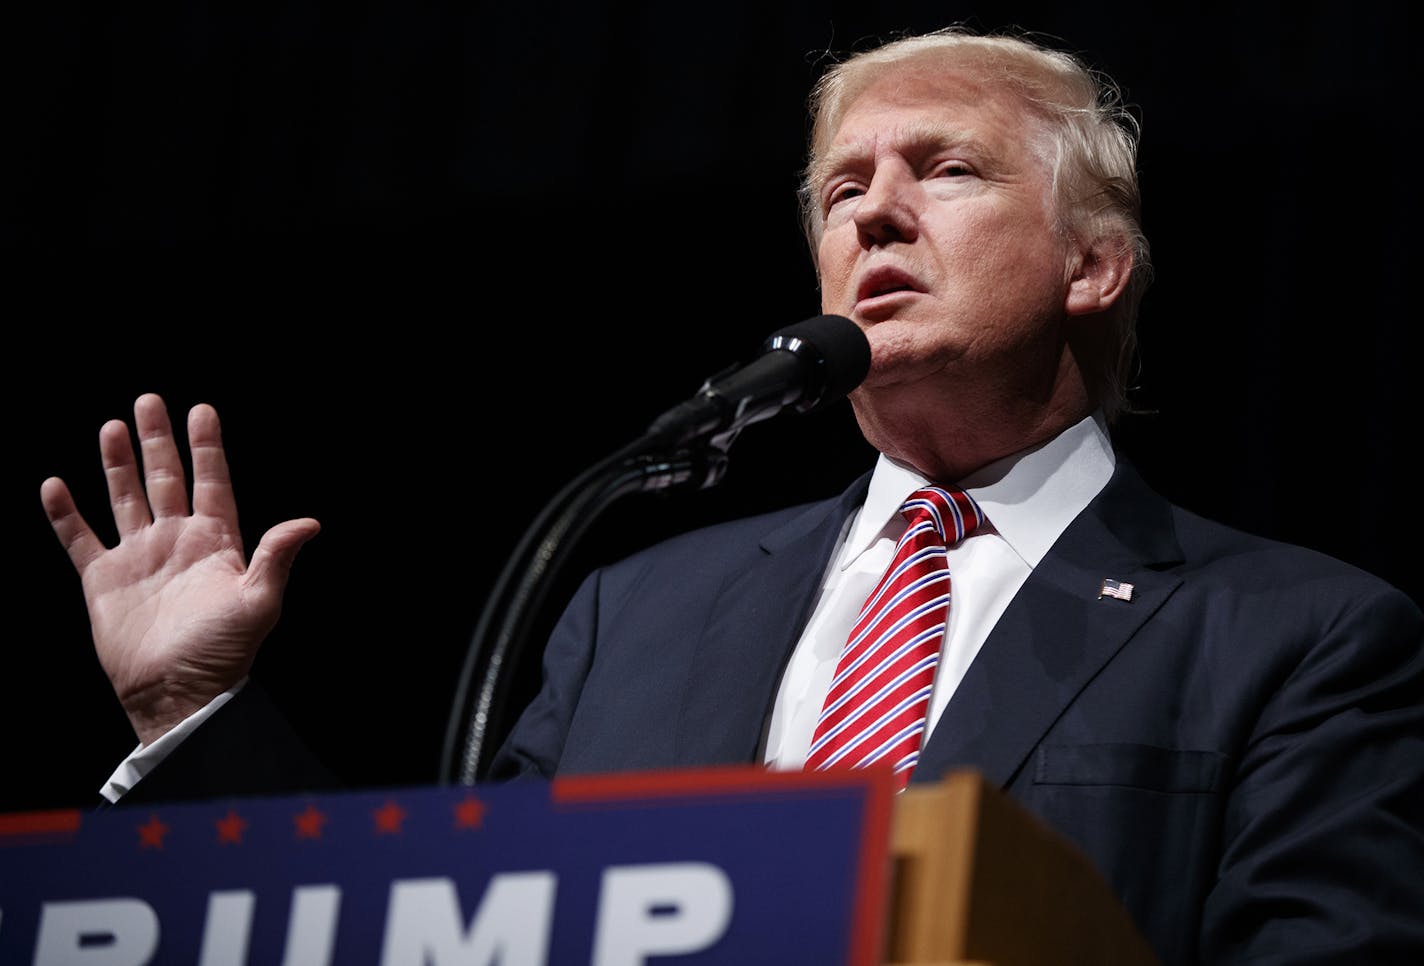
[852,163,919,246]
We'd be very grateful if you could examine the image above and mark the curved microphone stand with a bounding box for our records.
[438,315,868,785]
[439,436,724,786]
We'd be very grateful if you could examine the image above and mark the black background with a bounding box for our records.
[6,2,1419,812]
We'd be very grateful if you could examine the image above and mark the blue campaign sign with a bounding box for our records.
[0,766,893,965]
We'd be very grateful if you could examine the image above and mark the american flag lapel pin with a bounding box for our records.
[1099,578,1134,601]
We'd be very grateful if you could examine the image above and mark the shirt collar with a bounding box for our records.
[839,411,1116,570]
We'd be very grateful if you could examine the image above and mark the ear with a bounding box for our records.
[1065,234,1133,317]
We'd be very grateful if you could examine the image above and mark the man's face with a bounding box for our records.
[813,63,1077,400]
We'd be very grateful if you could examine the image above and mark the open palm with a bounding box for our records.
[41,394,319,744]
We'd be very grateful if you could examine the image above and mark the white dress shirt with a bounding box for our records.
[761,412,1116,770]
[99,679,246,803]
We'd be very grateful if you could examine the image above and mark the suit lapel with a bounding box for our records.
[674,474,872,765]
[915,459,1185,787]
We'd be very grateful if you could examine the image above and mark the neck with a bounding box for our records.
[851,378,1095,483]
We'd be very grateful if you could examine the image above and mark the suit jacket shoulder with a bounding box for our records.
[490,472,872,780]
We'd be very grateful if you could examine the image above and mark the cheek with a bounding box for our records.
[942,210,1066,293]
[816,233,855,305]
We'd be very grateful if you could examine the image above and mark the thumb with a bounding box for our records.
[245,517,322,597]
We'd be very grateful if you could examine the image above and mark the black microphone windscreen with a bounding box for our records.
[765,314,870,411]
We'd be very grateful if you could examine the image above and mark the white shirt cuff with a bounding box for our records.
[99,678,249,803]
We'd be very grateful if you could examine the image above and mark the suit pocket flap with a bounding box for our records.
[1034,743,1228,793]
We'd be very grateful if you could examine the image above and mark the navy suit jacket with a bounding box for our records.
[488,457,1424,964]
[124,457,1423,964]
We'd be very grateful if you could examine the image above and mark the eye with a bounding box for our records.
[824,180,865,211]
[933,161,974,178]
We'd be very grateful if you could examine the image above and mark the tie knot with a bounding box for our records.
[899,485,985,545]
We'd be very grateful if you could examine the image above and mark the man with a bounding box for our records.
[41,27,1424,964]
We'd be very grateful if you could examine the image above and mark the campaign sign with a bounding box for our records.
[0,766,893,965]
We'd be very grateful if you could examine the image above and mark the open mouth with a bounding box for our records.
[869,281,913,297]
[856,267,923,303]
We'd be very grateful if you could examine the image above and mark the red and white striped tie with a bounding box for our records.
[805,485,985,791]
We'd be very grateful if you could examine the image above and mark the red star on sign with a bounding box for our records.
[215,810,248,845]
[373,800,407,835]
[293,804,328,840]
[137,814,169,850]
[453,795,486,829]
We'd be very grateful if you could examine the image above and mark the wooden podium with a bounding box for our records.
[886,770,1161,966]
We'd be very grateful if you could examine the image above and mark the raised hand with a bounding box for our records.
[40,393,320,745]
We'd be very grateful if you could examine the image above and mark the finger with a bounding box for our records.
[188,403,239,529]
[244,518,322,604]
[99,416,153,536]
[134,393,191,518]
[40,476,108,573]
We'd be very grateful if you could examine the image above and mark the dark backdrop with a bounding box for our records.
[6,2,1419,812]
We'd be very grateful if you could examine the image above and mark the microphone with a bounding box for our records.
[643,314,870,448]
[446,314,867,782]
